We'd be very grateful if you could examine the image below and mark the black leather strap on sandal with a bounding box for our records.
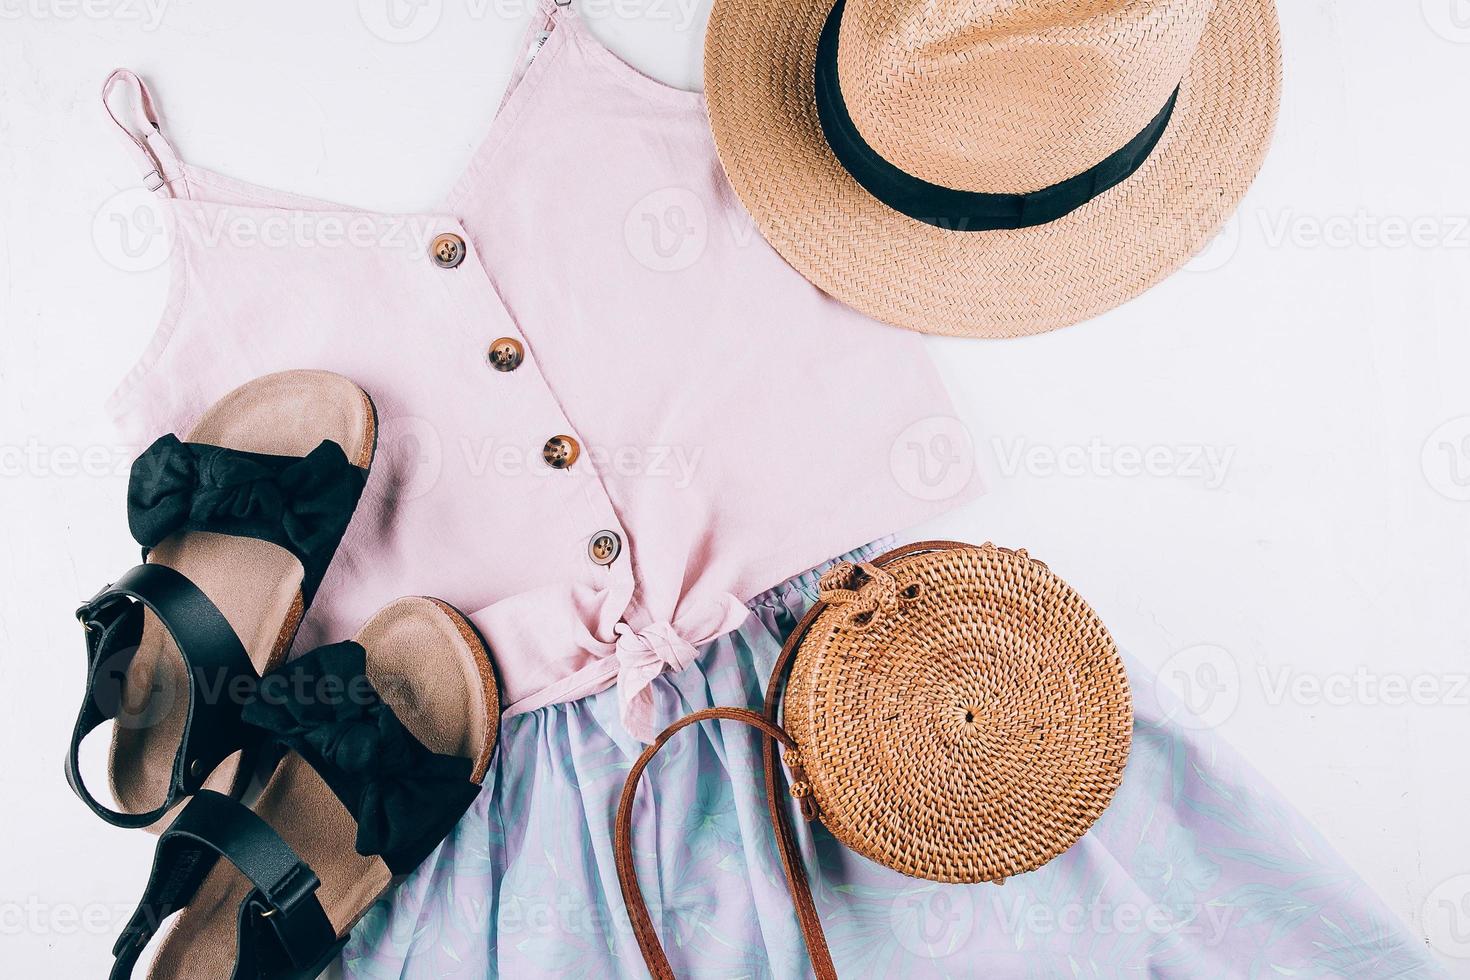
[66,563,259,828]
[110,790,343,980]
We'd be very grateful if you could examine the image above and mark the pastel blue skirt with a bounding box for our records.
[343,543,1443,978]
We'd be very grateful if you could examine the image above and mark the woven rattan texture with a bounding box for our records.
[784,545,1132,883]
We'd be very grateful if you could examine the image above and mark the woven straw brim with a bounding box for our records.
[704,0,1282,338]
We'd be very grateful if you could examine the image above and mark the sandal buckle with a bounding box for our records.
[76,583,124,630]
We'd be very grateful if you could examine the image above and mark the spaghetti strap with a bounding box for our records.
[101,69,190,199]
[493,0,575,118]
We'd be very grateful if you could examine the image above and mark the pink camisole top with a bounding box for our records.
[101,1,980,740]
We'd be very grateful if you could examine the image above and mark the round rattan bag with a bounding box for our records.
[784,540,1132,884]
[616,540,1132,980]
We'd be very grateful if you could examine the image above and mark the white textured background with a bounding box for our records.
[2,0,1468,975]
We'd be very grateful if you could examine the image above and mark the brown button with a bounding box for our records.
[542,435,580,470]
[588,531,622,566]
[430,232,466,269]
[487,337,524,372]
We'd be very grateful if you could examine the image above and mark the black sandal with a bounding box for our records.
[66,370,377,829]
[108,598,500,979]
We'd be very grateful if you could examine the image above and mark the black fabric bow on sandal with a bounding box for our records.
[108,598,500,980]
[65,371,377,829]
[128,435,365,603]
[242,641,481,870]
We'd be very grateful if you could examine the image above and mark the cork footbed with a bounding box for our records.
[108,370,377,825]
[144,598,499,980]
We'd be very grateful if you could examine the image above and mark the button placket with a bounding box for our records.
[429,215,630,598]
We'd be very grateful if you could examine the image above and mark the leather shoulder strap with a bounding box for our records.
[614,707,836,980]
[615,541,972,979]
[752,540,977,974]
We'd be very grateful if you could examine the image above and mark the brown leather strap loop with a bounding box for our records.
[614,707,836,980]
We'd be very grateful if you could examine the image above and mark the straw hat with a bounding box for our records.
[703,0,1282,337]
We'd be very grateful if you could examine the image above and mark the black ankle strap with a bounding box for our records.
[66,564,260,828]
[110,791,341,980]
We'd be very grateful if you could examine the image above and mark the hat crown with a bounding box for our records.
[836,0,1212,194]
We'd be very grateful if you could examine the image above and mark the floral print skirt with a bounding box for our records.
[342,542,1443,978]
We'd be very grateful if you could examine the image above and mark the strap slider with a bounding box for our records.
[260,861,322,920]
[112,926,149,956]
[79,581,116,609]
[76,583,121,629]
[143,168,165,192]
